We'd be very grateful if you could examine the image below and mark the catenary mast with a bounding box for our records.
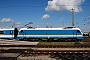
[71,8,75,27]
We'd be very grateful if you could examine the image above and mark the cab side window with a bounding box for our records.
[77,30,81,34]
[21,30,23,33]
[10,30,12,34]
[77,30,80,32]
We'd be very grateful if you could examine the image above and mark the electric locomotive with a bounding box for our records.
[17,27,84,41]
[0,28,18,40]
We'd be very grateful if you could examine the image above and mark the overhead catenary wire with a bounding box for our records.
[0,4,90,8]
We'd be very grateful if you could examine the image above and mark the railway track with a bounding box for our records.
[0,44,90,48]
[0,49,90,54]
[0,39,90,60]
[0,46,90,60]
[0,49,90,60]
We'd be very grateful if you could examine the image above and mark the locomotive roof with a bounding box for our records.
[0,28,14,30]
[19,27,81,31]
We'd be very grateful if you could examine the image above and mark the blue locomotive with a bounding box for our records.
[0,28,18,40]
[16,27,84,41]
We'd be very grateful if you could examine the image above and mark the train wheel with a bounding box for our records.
[48,38,51,42]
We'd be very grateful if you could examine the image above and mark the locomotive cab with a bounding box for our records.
[0,28,15,40]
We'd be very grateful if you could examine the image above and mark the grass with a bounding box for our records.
[37,41,76,46]
[37,40,90,47]
[84,37,90,40]
[37,37,90,47]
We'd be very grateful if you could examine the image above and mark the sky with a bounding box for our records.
[0,0,90,32]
